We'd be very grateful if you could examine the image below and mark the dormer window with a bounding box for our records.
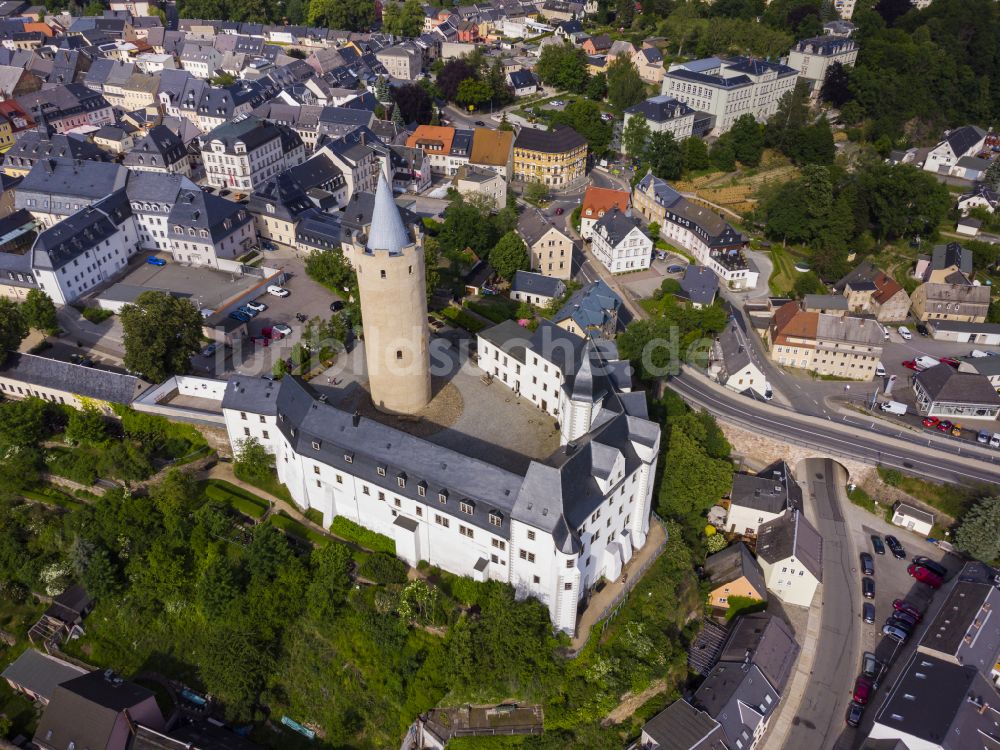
[311,440,321,450]
[438,490,448,504]
[459,500,474,515]
[397,473,406,488]
[417,482,426,497]
[489,511,502,527]
[377,466,386,477]
[344,453,353,463]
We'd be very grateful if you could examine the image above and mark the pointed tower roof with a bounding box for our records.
[570,342,607,403]
[366,171,410,254]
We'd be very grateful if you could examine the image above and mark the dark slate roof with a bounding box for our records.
[554,279,622,333]
[625,94,693,123]
[919,572,1000,672]
[201,115,283,153]
[32,192,132,270]
[792,35,857,55]
[295,208,343,250]
[4,131,109,167]
[756,510,823,581]
[931,242,973,275]
[913,364,1000,406]
[17,157,127,204]
[513,125,586,153]
[0,649,87,703]
[516,207,569,247]
[593,207,641,246]
[680,265,718,306]
[730,460,801,515]
[943,125,986,158]
[0,353,141,403]
[167,189,251,244]
[641,700,728,750]
[704,542,767,601]
[123,124,187,169]
[717,612,799,692]
[508,69,536,89]
[803,293,849,311]
[510,270,565,299]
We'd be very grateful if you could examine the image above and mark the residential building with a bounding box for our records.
[911,363,1000,419]
[580,185,630,241]
[0,209,40,300]
[632,44,665,85]
[1,649,88,706]
[3,129,110,178]
[517,208,573,279]
[582,34,611,55]
[469,126,513,179]
[316,128,380,199]
[510,270,565,307]
[755,510,822,608]
[956,216,982,237]
[709,319,768,400]
[180,42,220,78]
[248,153,345,248]
[552,279,622,339]
[679,265,719,308]
[802,293,849,315]
[704,542,767,610]
[911,282,990,324]
[405,125,469,176]
[200,116,305,192]
[376,44,422,80]
[638,699,728,750]
[589,207,652,274]
[123,124,191,175]
[917,241,974,283]
[623,95,695,140]
[922,125,987,174]
[34,670,165,750]
[455,165,506,210]
[633,171,757,289]
[786,36,858,95]
[890,502,935,536]
[512,126,587,189]
[957,185,998,215]
[661,56,798,136]
[507,69,538,96]
[166,188,255,267]
[725,460,801,537]
[930,320,1000,345]
[16,84,115,133]
[767,301,883,380]
[834,261,911,322]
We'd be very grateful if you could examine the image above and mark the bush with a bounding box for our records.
[203,481,269,520]
[81,307,114,324]
[878,466,903,487]
[464,299,517,324]
[847,484,877,513]
[20,486,84,511]
[269,512,329,547]
[304,508,324,526]
[439,306,487,333]
[46,448,98,485]
[329,516,396,554]
[358,553,408,584]
[724,596,766,621]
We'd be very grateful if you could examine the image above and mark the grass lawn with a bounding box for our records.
[877,466,989,521]
[437,306,488,333]
[201,479,270,520]
[767,244,812,296]
[233,466,293,503]
[268,512,331,548]
[464,296,518,324]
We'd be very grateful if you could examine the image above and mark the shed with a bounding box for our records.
[891,502,935,536]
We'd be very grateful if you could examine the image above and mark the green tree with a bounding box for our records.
[83,0,103,14]
[729,114,764,167]
[0,298,28,363]
[855,160,950,241]
[984,159,1000,190]
[436,58,476,102]
[21,289,58,334]
[622,116,650,160]
[709,138,736,171]
[210,72,235,86]
[645,131,684,180]
[606,57,646,112]
[551,99,612,155]
[234,437,274,486]
[794,117,836,165]
[456,78,492,107]
[285,0,306,23]
[489,232,529,280]
[498,113,513,131]
[524,181,548,205]
[307,0,374,30]
[682,137,710,171]
[820,61,852,107]
[793,271,826,297]
[657,414,733,523]
[119,292,203,382]
[394,83,433,124]
[305,542,353,621]
[535,42,588,93]
[64,403,106,446]
[586,72,608,101]
[382,0,423,36]
[764,80,811,156]
[955,497,1000,563]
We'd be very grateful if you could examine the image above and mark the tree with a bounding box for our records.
[393,83,432,125]
[794,118,836,165]
[551,99,613,155]
[764,80,810,155]
[955,497,1000,563]
[615,0,635,27]
[0,299,28,364]
[855,160,950,241]
[657,415,733,523]
[984,159,1000,191]
[307,0,374,30]
[382,0,423,36]
[234,437,274,486]
[729,115,764,167]
[21,290,57,334]
[606,57,646,112]
[524,181,548,205]
[586,72,608,101]
[709,139,736,171]
[64,403,106,446]
[820,61,852,107]
[436,59,476,102]
[682,137,710,171]
[119,292,203,382]
[456,78,492,107]
[490,232,529,280]
[535,42,588,93]
[486,59,512,106]
[83,0,103,14]
[793,271,826,297]
[285,0,306,23]
[498,113,513,131]
[210,72,235,86]
[645,131,684,180]
[622,116,650,160]
[305,542,353,621]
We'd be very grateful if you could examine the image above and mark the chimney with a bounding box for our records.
[352,409,360,427]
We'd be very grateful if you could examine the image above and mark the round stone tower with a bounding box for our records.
[350,173,431,414]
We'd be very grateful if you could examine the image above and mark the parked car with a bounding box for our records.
[971,349,990,358]
[862,577,875,599]
[882,624,909,643]
[875,362,886,377]
[861,552,874,576]
[885,535,905,559]
[554,207,564,215]
[888,610,918,628]
[229,310,251,322]
[886,616,914,635]
[950,423,963,437]
[237,305,258,318]
[936,419,954,433]
[863,602,875,624]
[201,342,219,358]
[245,300,267,312]
[853,675,873,705]
[267,285,290,297]
[911,556,947,578]
[978,429,991,444]
[898,325,912,340]
[940,356,960,368]
[914,355,940,370]
[330,300,345,312]
[991,432,1000,448]
[921,416,940,429]
[915,323,930,336]
[146,256,166,266]
[871,535,886,555]
[903,360,920,371]
[845,701,865,727]
[862,651,882,681]
[764,382,773,401]
[474,120,486,126]
[908,564,943,588]
[666,264,686,273]
[273,323,292,336]
[892,599,923,621]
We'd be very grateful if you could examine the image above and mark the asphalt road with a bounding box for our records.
[667,369,1000,486]
[785,458,859,750]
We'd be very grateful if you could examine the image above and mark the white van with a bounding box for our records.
[897,325,912,340]
[991,433,1000,449]
[914,355,940,370]
[880,400,907,415]
[971,349,990,358]
[875,362,886,377]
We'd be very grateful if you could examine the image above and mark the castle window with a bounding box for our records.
[488,512,502,527]
[459,501,474,515]
[397,474,406,488]
[344,453,353,463]
[417,483,426,497]
[380,269,387,278]
[527,530,535,541]
[438,490,448,504]
[459,525,473,538]
[396,350,403,360]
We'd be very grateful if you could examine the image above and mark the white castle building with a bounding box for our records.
[220,175,661,635]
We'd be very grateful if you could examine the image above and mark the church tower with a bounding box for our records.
[349,173,431,414]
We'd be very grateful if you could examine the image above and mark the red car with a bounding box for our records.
[903,360,920,370]
[908,564,944,589]
[936,420,954,433]
[261,326,285,340]
[554,207,564,215]
[940,356,960,368]
[853,675,873,705]
[922,417,940,428]
[892,599,923,621]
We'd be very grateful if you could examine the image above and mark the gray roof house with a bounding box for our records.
[15,158,128,221]
[911,363,1000,419]
[0,353,144,405]
[510,270,566,303]
[755,509,822,607]
[1,649,88,706]
[704,541,768,605]
[710,319,768,400]
[679,265,719,307]
[553,278,622,339]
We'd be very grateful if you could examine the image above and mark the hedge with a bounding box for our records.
[464,299,516,325]
[304,508,324,526]
[269,512,330,547]
[358,553,408,584]
[329,516,396,554]
[439,306,487,333]
[203,481,269,519]
[20,486,85,511]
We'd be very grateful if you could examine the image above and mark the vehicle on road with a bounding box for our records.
[898,325,912,340]
[862,652,882,682]
[146,256,166,266]
[885,535,905,559]
[979,429,991,444]
[936,419,954,433]
[863,602,875,624]
[916,323,930,336]
[861,552,874,576]
[267,285,290,297]
[853,675,873,705]
[903,360,920,371]
[971,349,990,358]
[862,577,875,599]
[600,112,614,121]
[245,300,267,312]
[846,701,864,727]
[908,564,943,588]
[914,355,940,370]
[880,400,907,415]
[911,557,947,577]
[991,432,1000,448]
[330,300,345,312]
[951,423,963,436]
[871,535,885,555]
[882,624,909,643]
[666,264,686,273]
[201,343,219,358]
[875,362,886,377]
[892,599,922,621]
[940,356,960,368]
[554,207,564,215]
[763,382,773,401]
[273,323,292,336]
[474,120,485,126]
[922,416,940,428]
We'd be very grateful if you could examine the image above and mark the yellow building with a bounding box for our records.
[703,542,767,611]
[0,114,13,153]
[512,126,587,189]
